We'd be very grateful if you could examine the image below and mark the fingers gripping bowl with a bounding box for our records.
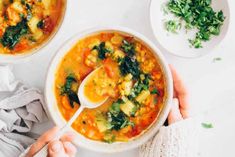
[45,27,173,152]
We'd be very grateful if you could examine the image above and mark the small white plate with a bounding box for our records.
[149,0,230,58]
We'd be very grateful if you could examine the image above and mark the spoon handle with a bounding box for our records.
[33,106,84,157]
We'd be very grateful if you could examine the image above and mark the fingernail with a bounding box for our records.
[51,141,62,153]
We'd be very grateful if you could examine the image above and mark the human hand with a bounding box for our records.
[26,127,77,157]
[168,65,191,125]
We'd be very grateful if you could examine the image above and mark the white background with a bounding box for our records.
[11,0,235,156]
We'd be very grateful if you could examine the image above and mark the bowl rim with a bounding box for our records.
[149,0,231,59]
[0,0,68,64]
[45,26,173,153]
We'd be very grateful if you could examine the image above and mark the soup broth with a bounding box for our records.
[55,32,166,142]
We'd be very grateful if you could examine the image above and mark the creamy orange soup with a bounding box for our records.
[0,0,65,54]
[55,32,166,142]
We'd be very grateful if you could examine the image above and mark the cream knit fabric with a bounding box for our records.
[139,117,200,157]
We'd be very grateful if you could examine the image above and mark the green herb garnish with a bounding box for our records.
[107,99,134,131]
[166,0,225,48]
[151,88,159,95]
[0,18,28,49]
[60,74,80,108]
[121,39,135,56]
[201,122,213,129]
[93,42,111,60]
[118,56,141,80]
[165,20,181,33]
[213,57,222,62]
[37,20,44,29]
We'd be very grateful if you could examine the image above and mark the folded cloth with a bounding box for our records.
[0,66,48,157]
[139,117,200,157]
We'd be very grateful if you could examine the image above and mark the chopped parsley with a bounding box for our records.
[121,39,135,56]
[60,74,80,108]
[201,122,213,129]
[165,0,225,48]
[129,73,151,98]
[37,20,45,29]
[165,20,181,33]
[93,42,111,60]
[118,56,141,80]
[0,18,28,49]
[106,99,134,131]
[151,88,159,95]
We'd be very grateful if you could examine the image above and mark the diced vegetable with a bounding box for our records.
[85,53,97,67]
[124,74,133,81]
[12,1,25,13]
[6,6,21,25]
[33,30,43,40]
[13,40,28,52]
[105,41,114,52]
[27,16,44,40]
[96,114,110,132]
[120,100,136,117]
[136,90,150,103]
[112,50,125,60]
[28,16,41,33]
[119,80,133,96]
[111,35,123,45]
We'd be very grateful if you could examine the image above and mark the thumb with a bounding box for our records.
[48,140,67,157]
[168,98,183,124]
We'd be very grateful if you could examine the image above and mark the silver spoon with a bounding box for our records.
[34,67,108,157]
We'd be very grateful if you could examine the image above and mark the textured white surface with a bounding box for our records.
[11,0,235,156]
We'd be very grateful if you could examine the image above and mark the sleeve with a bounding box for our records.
[139,117,200,157]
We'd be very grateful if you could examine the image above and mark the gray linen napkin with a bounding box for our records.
[0,66,48,157]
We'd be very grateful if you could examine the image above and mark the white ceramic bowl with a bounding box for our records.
[45,26,173,153]
[150,0,230,58]
[0,0,67,64]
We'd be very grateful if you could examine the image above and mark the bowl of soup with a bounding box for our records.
[0,0,66,63]
[45,27,173,152]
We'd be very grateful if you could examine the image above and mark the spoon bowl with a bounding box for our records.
[78,66,109,109]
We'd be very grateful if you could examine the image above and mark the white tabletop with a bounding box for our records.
[12,0,235,156]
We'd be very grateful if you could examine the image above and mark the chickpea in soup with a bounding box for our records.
[55,32,166,143]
